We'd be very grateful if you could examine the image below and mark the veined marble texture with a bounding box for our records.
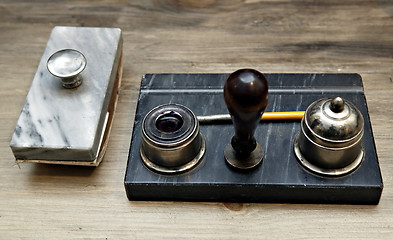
[10,26,122,162]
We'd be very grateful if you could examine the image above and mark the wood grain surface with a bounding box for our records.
[1,0,392,239]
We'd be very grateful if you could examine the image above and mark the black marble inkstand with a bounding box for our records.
[124,70,383,204]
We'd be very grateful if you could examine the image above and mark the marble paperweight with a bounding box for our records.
[10,26,123,166]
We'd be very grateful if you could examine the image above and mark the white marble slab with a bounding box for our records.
[10,26,122,163]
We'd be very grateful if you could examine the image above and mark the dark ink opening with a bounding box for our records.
[155,111,184,133]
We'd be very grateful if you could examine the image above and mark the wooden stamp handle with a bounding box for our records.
[224,69,268,156]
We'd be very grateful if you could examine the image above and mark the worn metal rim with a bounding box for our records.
[140,135,206,174]
[293,134,364,177]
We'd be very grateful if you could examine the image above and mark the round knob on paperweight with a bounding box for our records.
[47,49,87,89]
[223,69,269,169]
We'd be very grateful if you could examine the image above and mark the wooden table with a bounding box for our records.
[1,0,392,239]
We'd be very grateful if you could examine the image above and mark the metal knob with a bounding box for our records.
[47,49,87,89]
[223,69,269,169]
